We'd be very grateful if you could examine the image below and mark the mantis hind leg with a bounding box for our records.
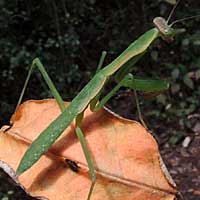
[5,58,65,133]
[16,58,65,112]
[75,113,96,200]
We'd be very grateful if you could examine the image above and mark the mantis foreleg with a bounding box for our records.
[92,73,169,112]
[114,52,147,127]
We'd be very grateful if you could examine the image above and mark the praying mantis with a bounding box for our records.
[13,0,199,199]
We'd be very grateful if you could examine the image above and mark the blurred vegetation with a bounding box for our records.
[0,0,200,199]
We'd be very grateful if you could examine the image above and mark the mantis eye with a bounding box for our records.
[164,29,169,33]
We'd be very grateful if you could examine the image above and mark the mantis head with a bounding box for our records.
[153,0,200,42]
[153,0,180,41]
[153,17,176,42]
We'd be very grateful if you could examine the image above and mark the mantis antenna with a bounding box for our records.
[153,0,181,36]
[166,0,181,23]
[154,0,200,37]
[170,14,200,26]
[166,0,200,26]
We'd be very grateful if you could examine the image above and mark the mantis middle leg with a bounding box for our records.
[75,112,96,200]
[73,51,108,200]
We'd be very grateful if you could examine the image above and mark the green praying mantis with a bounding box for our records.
[12,0,199,199]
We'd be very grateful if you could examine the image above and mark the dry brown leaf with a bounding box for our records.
[0,99,177,200]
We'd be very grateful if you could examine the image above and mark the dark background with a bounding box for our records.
[0,0,200,199]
